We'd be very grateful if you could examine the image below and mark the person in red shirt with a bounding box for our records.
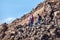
[29,14,34,27]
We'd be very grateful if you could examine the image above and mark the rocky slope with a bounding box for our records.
[0,0,60,40]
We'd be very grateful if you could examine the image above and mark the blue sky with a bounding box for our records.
[0,0,44,24]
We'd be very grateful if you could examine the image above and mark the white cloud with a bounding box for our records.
[1,17,16,24]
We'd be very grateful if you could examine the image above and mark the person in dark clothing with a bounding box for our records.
[36,14,42,25]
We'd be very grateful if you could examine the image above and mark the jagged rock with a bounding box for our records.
[2,34,11,40]
[0,23,8,32]
[0,0,60,40]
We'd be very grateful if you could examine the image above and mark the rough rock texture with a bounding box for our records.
[0,0,60,40]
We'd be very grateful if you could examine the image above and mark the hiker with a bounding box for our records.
[36,14,42,25]
[29,14,34,27]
